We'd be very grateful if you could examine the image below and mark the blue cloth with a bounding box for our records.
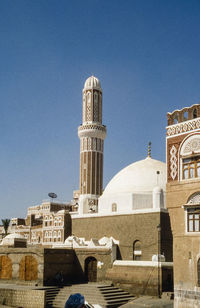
[64,293,85,308]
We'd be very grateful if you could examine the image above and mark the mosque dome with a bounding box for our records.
[84,75,101,91]
[0,233,26,246]
[98,156,166,214]
[103,156,166,195]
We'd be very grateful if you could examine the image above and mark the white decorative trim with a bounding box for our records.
[80,137,104,153]
[78,124,106,140]
[113,260,173,267]
[166,118,200,136]
[170,145,177,180]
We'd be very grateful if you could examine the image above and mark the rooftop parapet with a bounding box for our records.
[167,104,200,126]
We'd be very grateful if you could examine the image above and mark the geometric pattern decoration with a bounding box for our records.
[187,193,200,205]
[167,119,200,136]
[170,145,177,180]
[183,138,200,154]
[80,137,103,153]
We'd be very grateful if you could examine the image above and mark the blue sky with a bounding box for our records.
[1,0,200,219]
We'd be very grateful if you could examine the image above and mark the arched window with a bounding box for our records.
[185,192,200,232]
[58,231,61,241]
[180,135,200,180]
[198,259,200,286]
[49,216,53,226]
[112,203,117,212]
[133,240,142,260]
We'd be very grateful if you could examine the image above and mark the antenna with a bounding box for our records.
[48,192,57,202]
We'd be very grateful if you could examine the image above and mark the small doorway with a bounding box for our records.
[85,257,97,282]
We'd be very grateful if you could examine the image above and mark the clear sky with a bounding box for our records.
[1,0,200,219]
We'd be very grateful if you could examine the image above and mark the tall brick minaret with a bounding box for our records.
[78,76,106,214]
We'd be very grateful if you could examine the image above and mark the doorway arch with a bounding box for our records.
[84,257,97,282]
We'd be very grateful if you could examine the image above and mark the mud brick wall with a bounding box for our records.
[106,264,173,296]
[0,288,45,308]
[72,212,173,262]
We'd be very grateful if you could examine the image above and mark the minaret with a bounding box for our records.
[78,76,106,214]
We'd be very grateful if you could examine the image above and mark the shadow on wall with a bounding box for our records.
[44,249,85,286]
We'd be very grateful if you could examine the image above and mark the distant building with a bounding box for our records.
[9,201,71,245]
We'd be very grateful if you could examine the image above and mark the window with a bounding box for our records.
[187,208,200,232]
[58,231,61,241]
[183,156,200,179]
[133,240,142,260]
[112,203,117,212]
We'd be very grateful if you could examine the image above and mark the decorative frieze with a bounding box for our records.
[167,119,200,137]
[80,137,103,153]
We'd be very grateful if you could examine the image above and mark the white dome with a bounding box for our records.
[84,76,101,91]
[103,157,166,195]
[0,233,26,246]
[4,233,25,239]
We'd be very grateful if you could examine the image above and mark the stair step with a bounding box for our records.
[47,283,134,308]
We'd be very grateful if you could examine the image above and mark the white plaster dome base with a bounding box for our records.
[0,233,26,246]
[98,157,166,214]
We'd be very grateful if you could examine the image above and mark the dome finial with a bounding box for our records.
[83,75,101,91]
[148,142,152,157]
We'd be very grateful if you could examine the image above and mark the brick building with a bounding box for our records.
[8,201,71,246]
[166,103,200,307]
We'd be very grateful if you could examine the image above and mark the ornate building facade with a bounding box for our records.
[166,103,200,307]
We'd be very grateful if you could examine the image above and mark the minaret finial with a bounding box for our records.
[148,142,152,157]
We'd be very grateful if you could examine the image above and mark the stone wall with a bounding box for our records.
[0,287,45,308]
[0,246,44,285]
[106,262,173,296]
[72,211,173,262]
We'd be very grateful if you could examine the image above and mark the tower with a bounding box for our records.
[78,76,106,214]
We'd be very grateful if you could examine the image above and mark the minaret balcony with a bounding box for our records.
[78,124,106,140]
